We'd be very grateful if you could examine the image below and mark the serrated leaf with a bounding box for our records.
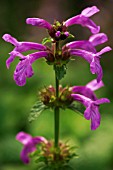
[42,37,52,45]
[28,101,47,122]
[54,64,67,80]
[68,101,85,116]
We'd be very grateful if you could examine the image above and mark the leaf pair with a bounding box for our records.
[29,100,84,123]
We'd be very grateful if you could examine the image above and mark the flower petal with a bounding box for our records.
[90,57,103,82]
[94,98,110,105]
[70,49,93,63]
[89,33,108,46]
[66,40,96,53]
[14,42,47,52]
[79,16,100,34]
[3,34,47,53]
[81,6,100,17]
[16,132,32,145]
[97,46,112,56]
[14,59,34,86]
[6,51,25,69]
[20,144,36,164]
[72,86,97,100]
[2,34,18,46]
[64,15,100,34]
[84,105,91,120]
[26,18,52,30]
[86,79,104,91]
[90,106,101,130]
[29,51,49,63]
[33,137,48,144]
[71,94,91,107]
[26,64,34,78]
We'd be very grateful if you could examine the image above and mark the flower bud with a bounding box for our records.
[48,22,69,41]
[46,52,55,62]
[39,85,74,108]
[62,49,70,60]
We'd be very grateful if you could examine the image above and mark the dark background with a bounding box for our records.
[0,0,113,170]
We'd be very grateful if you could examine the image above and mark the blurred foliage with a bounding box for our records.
[0,0,113,170]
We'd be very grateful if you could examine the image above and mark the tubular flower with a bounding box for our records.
[71,79,104,100]
[2,34,47,52]
[2,34,54,86]
[9,51,49,86]
[2,34,47,69]
[63,33,111,82]
[26,18,52,30]
[63,33,108,53]
[16,132,47,164]
[64,6,100,34]
[71,79,110,130]
[70,46,111,82]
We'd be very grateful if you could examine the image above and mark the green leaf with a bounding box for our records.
[54,64,67,80]
[68,101,85,116]
[68,33,75,39]
[42,37,52,45]
[28,101,47,122]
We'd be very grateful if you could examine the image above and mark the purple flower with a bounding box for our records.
[72,79,104,100]
[16,132,47,164]
[68,36,111,82]
[26,18,52,30]
[2,34,47,68]
[2,34,47,52]
[2,34,52,86]
[9,51,49,86]
[63,33,108,53]
[64,6,100,34]
[71,79,110,130]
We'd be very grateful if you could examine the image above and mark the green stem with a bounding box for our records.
[54,41,60,148]
[54,74,60,148]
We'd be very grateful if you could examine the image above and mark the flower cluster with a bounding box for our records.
[3,6,111,86]
[16,131,76,168]
[39,140,76,169]
[39,79,110,130]
[39,85,73,108]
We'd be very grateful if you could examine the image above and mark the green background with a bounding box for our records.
[0,0,113,170]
